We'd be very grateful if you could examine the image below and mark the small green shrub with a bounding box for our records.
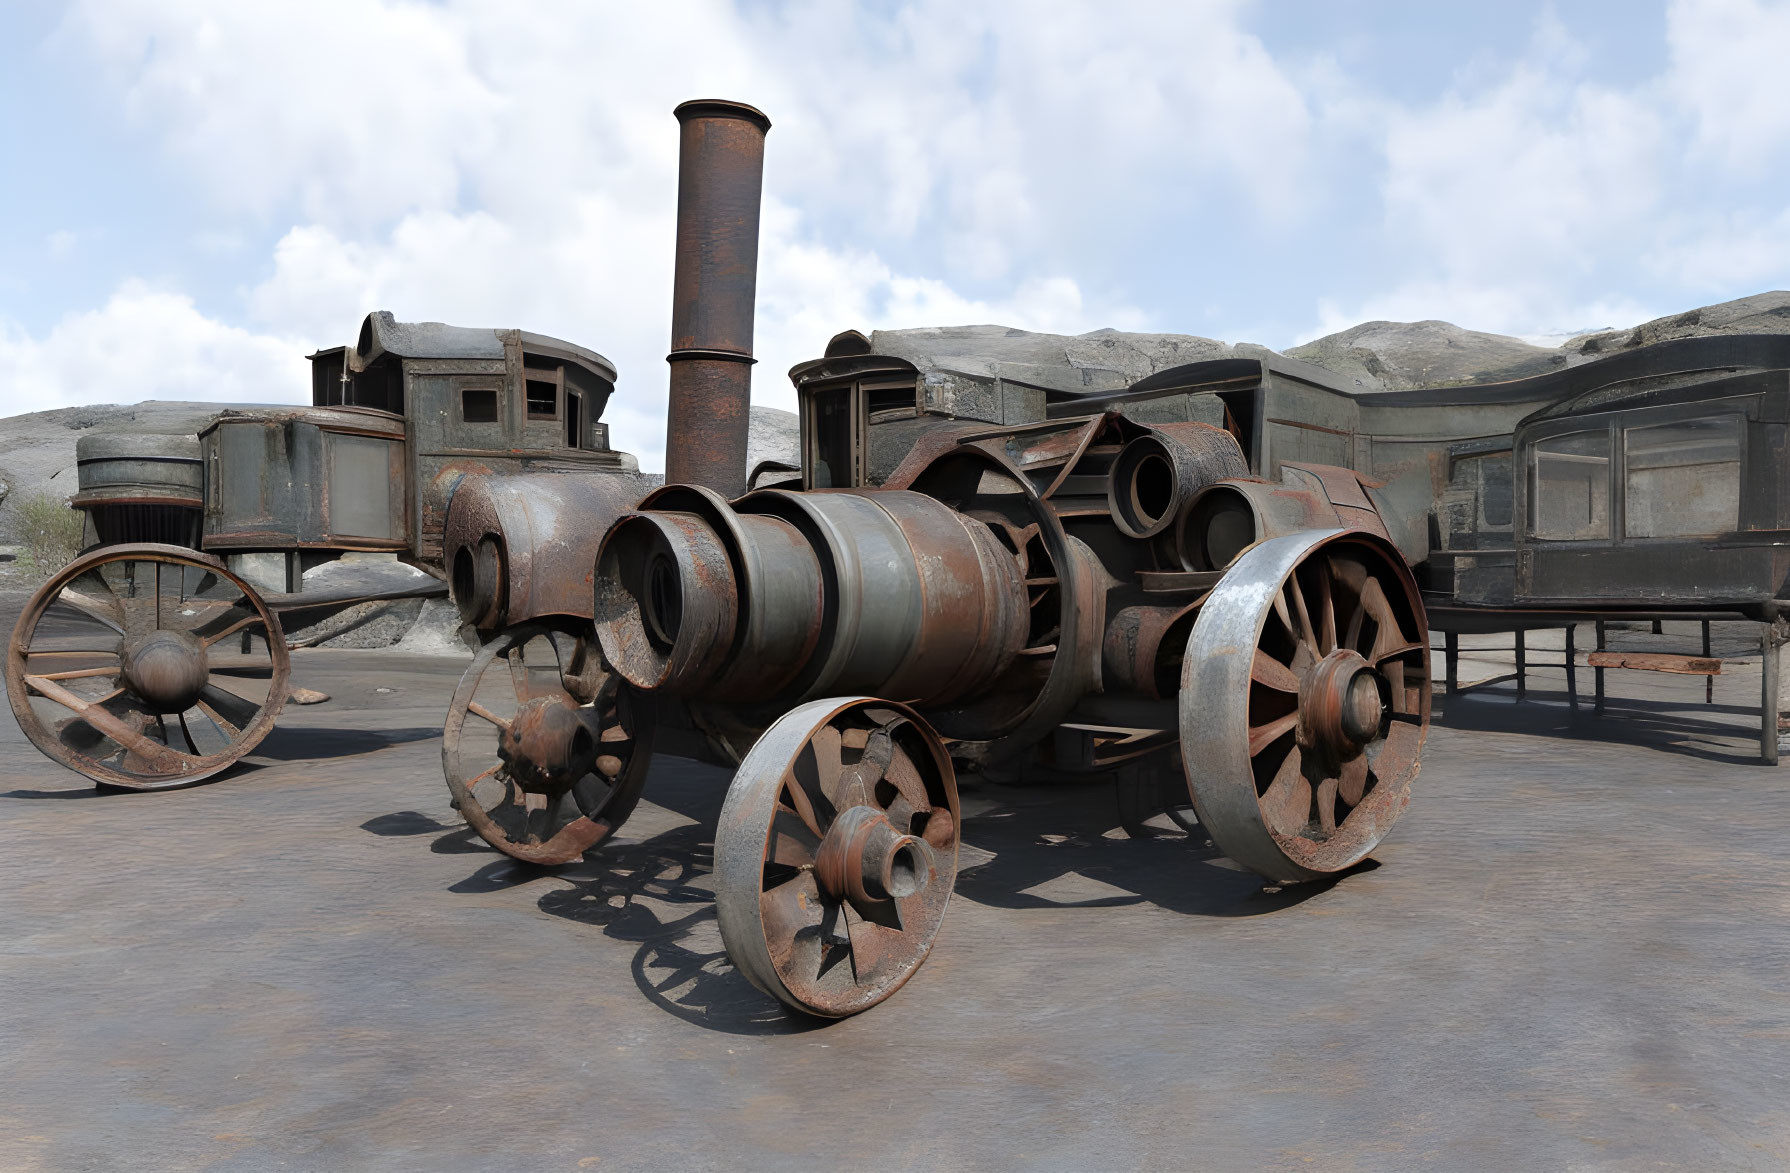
[13,493,85,578]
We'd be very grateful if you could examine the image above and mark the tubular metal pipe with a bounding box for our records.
[665,99,772,498]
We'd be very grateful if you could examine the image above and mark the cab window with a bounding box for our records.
[1623,415,1742,538]
[1529,429,1610,540]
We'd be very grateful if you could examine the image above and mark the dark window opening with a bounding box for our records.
[566,391,584,449]
[462,388,499,423]
[864,382,917,421]
[526,379,559,420]
[808,386,854,488]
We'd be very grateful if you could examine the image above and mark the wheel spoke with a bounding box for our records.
[175,712,201,755]
[51,588,127,636]
[28,673,186,768]
[466,700,512,732]
[878,748,931,812]
[1247,710,1298,757]
[197,608,265,649]
[1358,577,1406,656]
[1286,579,1319,660]
[31,665,121,682]
[767,808,820,867]
[198,683,261,735]
[1382,658,1409,711]
[779,774,826,839]
[1250,650,1301,693]
[806,723,845,805]
[759,869,825,976]
[1315,776,1339,834]
[1259,745,1309,837]
[1339,754,1370,807]
[1311,561,1336,654]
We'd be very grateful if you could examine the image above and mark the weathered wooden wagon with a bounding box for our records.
[6,314,639,788]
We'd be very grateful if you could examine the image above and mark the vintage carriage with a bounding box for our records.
[6,313,639,787]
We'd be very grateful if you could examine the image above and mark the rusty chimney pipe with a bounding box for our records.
[664,99,771,497]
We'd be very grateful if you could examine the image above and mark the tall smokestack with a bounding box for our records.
[664,99,771,497]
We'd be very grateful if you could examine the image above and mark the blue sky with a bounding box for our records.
[1,0,1786,468]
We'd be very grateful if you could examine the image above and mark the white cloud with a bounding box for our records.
[0,283,306,414]
[1666,0,1790,173]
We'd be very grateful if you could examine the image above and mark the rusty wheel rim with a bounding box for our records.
[715,697,959,1018]
[1180,530,1430,882]
[442,622,653,866]
[6,543,290,789]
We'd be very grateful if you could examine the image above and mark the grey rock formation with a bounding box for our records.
[1286,320,1568,391]
[869,323,1260,396]
[1562,290,1790,360]
[747,405,800,475]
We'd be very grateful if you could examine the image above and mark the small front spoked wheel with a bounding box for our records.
[714,697,960,1018]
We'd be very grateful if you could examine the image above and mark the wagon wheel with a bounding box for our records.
[715,697,960,1018]
[442,622,653,866]
[1180,529,1429,883]
[6,542,289,789]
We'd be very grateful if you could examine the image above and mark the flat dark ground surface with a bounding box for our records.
[4,609,1789,1171]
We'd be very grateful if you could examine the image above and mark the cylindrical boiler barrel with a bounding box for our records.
[664,99,772,498]
[444,472,643,630]
[594,487,1028,709]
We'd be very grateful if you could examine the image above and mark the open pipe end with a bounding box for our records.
[673,99,772,133]
[593,512,740,693]
[451,535,506,629]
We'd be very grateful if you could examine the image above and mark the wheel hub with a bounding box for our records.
[1300,649,1386,756]
[814,804,932,910]
[499,695,597,793]
[121,629,210,713]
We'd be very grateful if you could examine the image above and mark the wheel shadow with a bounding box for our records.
[1436,684,1775,765]
[414,753,1369,1035]
[254,724,443,762]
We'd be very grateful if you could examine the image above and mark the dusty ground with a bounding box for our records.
[3,603,1789,1171]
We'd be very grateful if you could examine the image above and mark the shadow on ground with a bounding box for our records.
[1438,684,1774,765]
[365,753,1358,1035]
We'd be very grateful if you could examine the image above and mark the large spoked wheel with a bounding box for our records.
[715,697,960,1018]
[1181,529,1429,883]
[442,622,654,866]
[6,542,290,789]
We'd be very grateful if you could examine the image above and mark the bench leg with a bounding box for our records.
[1765,626,1782,766]
[1566,624,1578,710]
[1515,629,1526,701]
[1703,620,1714,704]
[1595,620,1606,714]
[1445,631,1459,696]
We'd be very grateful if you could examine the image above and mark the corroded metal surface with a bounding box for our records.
[664,99,771,497]
[1180,529,1429,882]
[5,543,291,789]
[595,487,1028,712]
[714,696,959,1017]
[441,622,653,865]
[443,472,642,630]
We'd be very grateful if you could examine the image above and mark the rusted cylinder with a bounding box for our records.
[444,472,642,630]
[593,487,1028,709]
[594,511,739,691]
[1107,421,1248,539]
[1175,479,1341,571]
[740,489,1029,705]
[1102,603,1199,700]
[665,99,772,498]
